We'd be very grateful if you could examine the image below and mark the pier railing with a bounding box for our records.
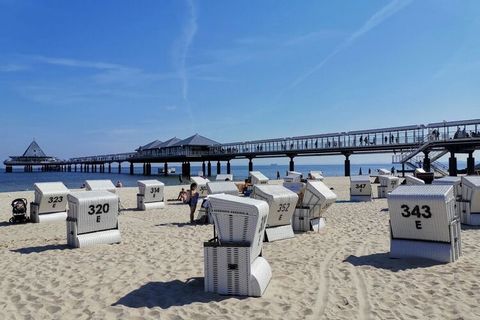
[66,118,480,163]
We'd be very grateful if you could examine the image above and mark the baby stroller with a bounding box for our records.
[10,198,29,223]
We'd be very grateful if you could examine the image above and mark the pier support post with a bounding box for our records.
[449,152,457,176]
[118,163,121,174]
[217,161,221,175]
[74,164,77,172]
[227,160,231,174]
[344,154,351,177]
[402,163,405,178]
[248,158,253,172]
[164,162,168,176]
[108,163,111,173]
[147,163,152,176]
[202,161,206,176]
[186,162,191,178]
[207,161,212,177]
[130,162,134,175]
[289,156,295,172]
[467,151,475,175]
[143,163,146,175]
[423,151,431,172]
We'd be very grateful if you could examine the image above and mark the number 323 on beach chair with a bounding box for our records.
[388,185,461,263]
[30,182,70,223]
[67,191,121,248]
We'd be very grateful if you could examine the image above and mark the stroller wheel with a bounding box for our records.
[9,217,14,223]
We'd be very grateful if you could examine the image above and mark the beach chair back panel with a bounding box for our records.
[462,177,480,212]
[433,177,462,199]
[209,194,268,260]
[191,177,210,197]
[85,180,116,194]
[379,176,400,191]
[303,181,337,215]
[250,171,269,185]
[207,181,238,195]
[252,185,298,227]
[388,185,455,243]
[138,180,164,203]
[34,182,69,213]
[405,176,425,186]
[350,176,372,196]
[68,191,119,234]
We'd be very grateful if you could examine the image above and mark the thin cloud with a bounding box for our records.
[289,0,413,89]
[173,0,197,129]
[27,54,132,71]
[0,63,29,72]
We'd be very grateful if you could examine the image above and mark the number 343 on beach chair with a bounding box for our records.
[66,191,121,248]
[388,185,461,263]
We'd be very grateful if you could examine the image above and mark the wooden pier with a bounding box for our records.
[4,119,480,177]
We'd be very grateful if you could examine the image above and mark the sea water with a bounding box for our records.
[0,163,410,192]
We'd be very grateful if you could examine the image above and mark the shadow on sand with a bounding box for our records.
[461,224,480,231]
[155,221,205,228]
[344,252,443,272]
[11,244,70,254]
[113,277,242,309]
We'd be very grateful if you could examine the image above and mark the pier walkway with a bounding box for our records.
[5,119,480,177]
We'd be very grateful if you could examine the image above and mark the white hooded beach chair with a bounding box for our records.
[388,185,461,263]
[308,171,324,181]
[30,182,70,223]
[215,174,233,181]
[405,175,425,186]
[137,180,165,210]
[350,176,372,201]
[207,181,239,196]
[249,171,269,185]
[294,181,337,232]
[191,176,210,197]
[85,180,116,194]
[377,175,400,198]
[251,185,298,241]
[460,176,480,225]
[204,194,272,297]
[67,190,121,248]
[284,171,302,183]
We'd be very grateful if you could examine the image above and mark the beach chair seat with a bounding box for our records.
[460,176,480,225]
[204,194,272,297]
[67,190,121,248]
[137,180,165,210]
[207,181,239,196]
[350,176,372,201]
[85,180,116,193]
[249,171,269,185]
[30,182,70,223]
[388,185,461,263]
[251,185,298,241]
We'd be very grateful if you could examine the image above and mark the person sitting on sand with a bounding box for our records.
[187,183,200,223]
[116,180,123,188]
[177,188,187,201]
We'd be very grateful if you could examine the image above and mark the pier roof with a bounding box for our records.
[22,140,47,157]
[172,134,220,147]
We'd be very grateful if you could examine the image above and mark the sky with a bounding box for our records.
[0,0,479,165]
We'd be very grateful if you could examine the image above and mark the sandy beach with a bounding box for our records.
[1,177,479,320]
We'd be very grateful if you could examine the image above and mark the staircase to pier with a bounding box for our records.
[392,137,449,176]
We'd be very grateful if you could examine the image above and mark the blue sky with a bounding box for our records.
[0,0,479,165]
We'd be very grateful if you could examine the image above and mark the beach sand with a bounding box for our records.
[1,177,479,319]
